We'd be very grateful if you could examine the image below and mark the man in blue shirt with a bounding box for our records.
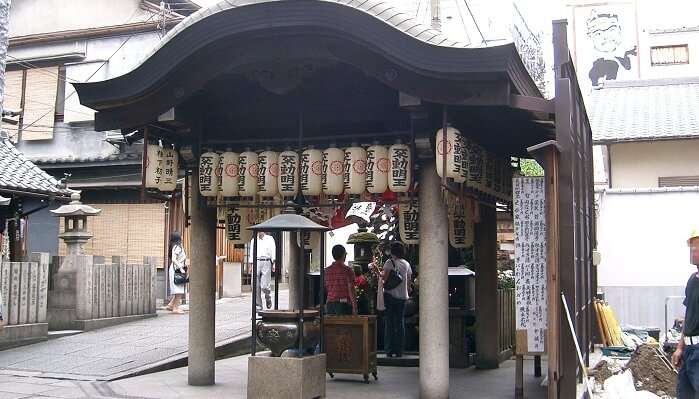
[673,232,699,399]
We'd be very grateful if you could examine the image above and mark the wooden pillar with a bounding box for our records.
[188,169,217,386]
[475,203,499,369]
[418,163,449,399]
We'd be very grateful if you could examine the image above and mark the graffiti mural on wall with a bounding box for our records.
[573,3,639,92]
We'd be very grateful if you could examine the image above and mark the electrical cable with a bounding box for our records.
[22,13,158,132]
[463,0,487,45]
[453,0,472,46]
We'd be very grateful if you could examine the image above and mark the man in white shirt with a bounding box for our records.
[249,232,276,309]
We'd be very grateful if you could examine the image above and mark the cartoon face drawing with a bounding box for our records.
[586,10,622,54]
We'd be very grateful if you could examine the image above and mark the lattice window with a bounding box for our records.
[651,44,689,66]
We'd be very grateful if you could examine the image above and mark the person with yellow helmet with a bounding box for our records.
[673,231,699,398]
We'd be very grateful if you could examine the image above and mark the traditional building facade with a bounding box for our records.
[1,1,199,286]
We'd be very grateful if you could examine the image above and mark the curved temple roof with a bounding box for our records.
[74,0,542,131]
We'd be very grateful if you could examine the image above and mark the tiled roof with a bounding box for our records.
[0,133,73,198]
[588,77,699,143]
[29,152,141,165]
[138,0,468,68]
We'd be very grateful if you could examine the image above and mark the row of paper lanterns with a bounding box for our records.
[144,144,179,192]
[436,127,513,201]
[198,143,412,198]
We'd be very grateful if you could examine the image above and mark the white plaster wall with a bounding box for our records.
[639,30,699,79]
[63,32,162,122]
[8,0,150,38]
[596,190,699,288]
[610,139,699,188]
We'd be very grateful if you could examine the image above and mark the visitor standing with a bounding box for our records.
[249,232,276,310]
[166,232,187,314]
[673,232,699,399]
[382,242,412,358]
[324,245,357,315]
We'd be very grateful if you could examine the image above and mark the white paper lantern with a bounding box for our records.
[399,199,419,244]
[144,144,163,189]
[389,142,411,193]
[159,147,179,192]
[322,146,344,196]
[257,150,279,197]
[459,136,469,183]
[220,152,239,197]
[300,148,322,196]
[436,126,465,182]
[199,151,219,197]
[344,146,367,195]
[225,205,252,245]
[238,151,258,197]
[366,144,389,194]
[278,150,299,197]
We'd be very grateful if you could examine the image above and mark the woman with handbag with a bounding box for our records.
[166,232,187,314]
[382,242,412,357]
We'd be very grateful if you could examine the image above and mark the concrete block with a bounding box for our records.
[99,265,106,318]
[105,264,113,318]
[10,262,20,325]
[247,353,326,399]
[73,313,157,332]
[19,262,30,325]
[0,323,49,347]
[223,262,242,298]
[118,261,127,316]
[28,262,38,323]
[75,256,94,320]
[112,264,120,317]
[1,261,9,322]
[34,253,50,323]
[91,264,100,320]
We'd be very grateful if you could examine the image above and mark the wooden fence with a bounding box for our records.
[497,288,516,356]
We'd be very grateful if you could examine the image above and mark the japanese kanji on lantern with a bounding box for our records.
[257,150,279,197]
[344,145,367,195]
[220,151,239,197]
[399,199,419,244]
[225,205,252,245]
[238,150,258,197]
[278,150,299,197]
[159,146,178,192]
[199,151,219,197]
[366,143,388,194]
[322,146,344,195]
[436,126,465,182]
[448,195,468,248]
[300,147,322,196]
[389,141,411,193]
[144,143,163,189]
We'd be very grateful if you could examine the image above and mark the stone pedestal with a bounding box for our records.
[247,353,326,399]
[222,262,242,298]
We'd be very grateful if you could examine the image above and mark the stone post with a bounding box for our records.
[286,231,302,310]
[418,163,449,399]
[475,203,499,369]
[188,170,217,386]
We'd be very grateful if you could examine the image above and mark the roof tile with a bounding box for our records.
[588,78,699,143]
[0,134,72,198]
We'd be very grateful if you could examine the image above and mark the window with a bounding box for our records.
[651,44,689,66]
[1,66,61,141]
[658,176,699,187]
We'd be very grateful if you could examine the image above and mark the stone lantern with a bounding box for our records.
[347,227,379,273]
[51,192,101,256]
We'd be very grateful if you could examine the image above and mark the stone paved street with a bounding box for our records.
[0,291,288,382]
[0,354,547,399]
